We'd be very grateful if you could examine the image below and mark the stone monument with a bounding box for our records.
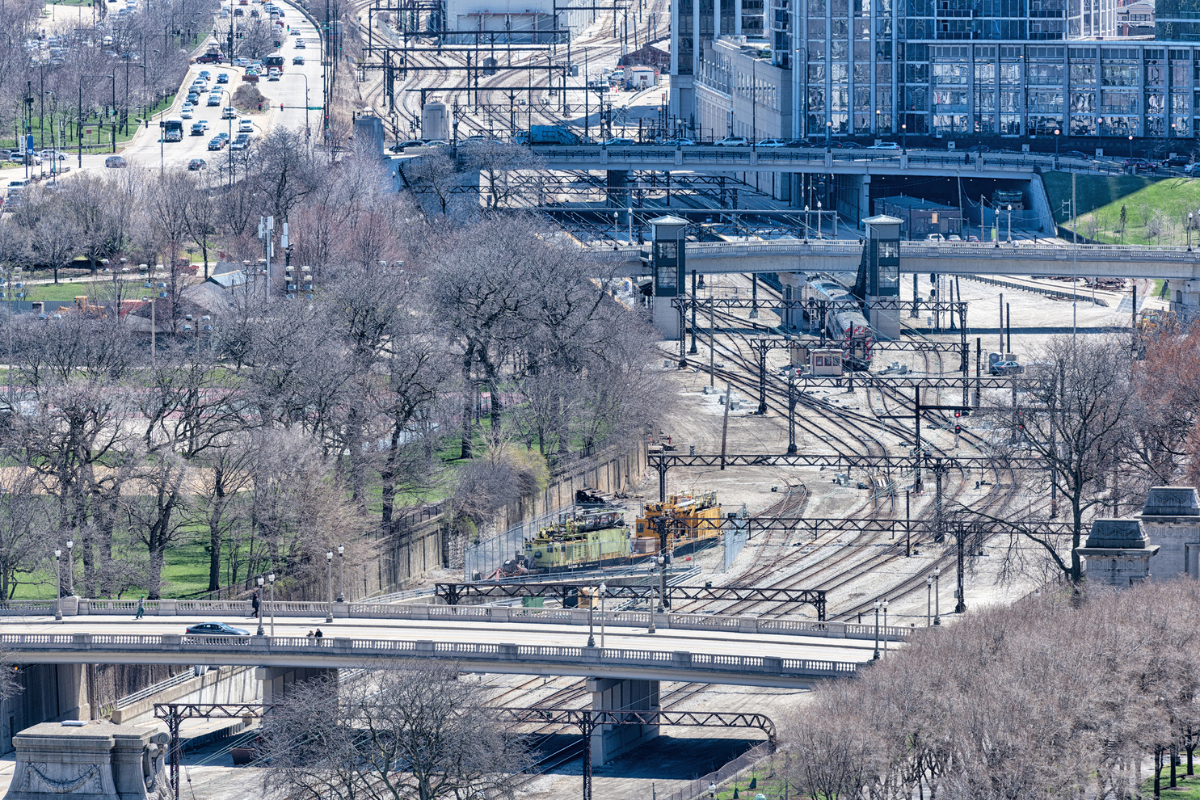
[1138,486,1200,580]
[4,722,171,800]
[1074,518,1160,588]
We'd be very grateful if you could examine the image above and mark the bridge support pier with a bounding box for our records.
[588,677,660,764]
[777,273,807,329]
[256,666,338,704]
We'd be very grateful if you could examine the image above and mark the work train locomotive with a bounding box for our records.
[502,492,723,575]
[799,275,874,370]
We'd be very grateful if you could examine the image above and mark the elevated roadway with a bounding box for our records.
[0,615,881,688]
[530,144,1123,179]
[592,239,1200,281]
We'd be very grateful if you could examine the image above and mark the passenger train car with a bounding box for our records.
[799,274,873,370]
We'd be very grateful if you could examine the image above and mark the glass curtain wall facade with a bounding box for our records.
[672,0,1200,140]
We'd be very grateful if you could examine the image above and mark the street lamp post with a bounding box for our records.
[817,200,822,239]
[599,582,607,648]
[926,574,933,626]
[883,598,889,656]
[872,599,880,660]
[1189,212,1193,251]
[54,549,62,621]
[1007,204,1013,243]
[587,587,596,647]
[158,120,165,174]
[901,123,907,153]
[1054,128,1060,162]
[66,539,74,595]
[1129,133,1134,160]
[256,575,265,636]
[336,544,344,603]
[933,567,942,625]
[268,573,276,636]
[325,550,333,623]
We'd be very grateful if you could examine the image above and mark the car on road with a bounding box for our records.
[1061,150,1090,160]
[388,139,425,152]
[180,107,193,119]
[964,144,990,153]
[207,137,225,150]
[867,141,901,150]
[187,158,206,170]
[947,234,962,241]
[267,67,280,80]
[756,138,788,147]
[230,133,251,151]
[602,137,635,146]
[10,152,41,164]
[105,155,127,168]
[216,72,229,84]
[184,622,250,636]
[714,136,748,147]
[990,360,1024,376]
[660,137,695,146]
[424,139,449,147]
[222,106,237,119]
[927,233,945,242]
[207,94,222,106]
[238,118,254,133]
[291,28,301,35]
[1164,155,1191,167]
[191,122,206,135]
[38,149,68,161]
[233,57,250,67]
[292,55,305,64]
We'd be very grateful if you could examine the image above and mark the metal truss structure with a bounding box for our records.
[436,582,827,619]
[506,706,774,799]
[154,701,772,800]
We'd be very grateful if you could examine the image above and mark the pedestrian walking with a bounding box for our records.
[249,590,260,619]
[135,597,145,620]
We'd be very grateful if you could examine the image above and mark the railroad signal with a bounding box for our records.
[954,424,961,435]
[280,103,284,111]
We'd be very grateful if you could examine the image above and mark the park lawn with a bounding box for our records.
[1044,171,1200,247]
[0,95,177,153]
[1141,771,1200,798]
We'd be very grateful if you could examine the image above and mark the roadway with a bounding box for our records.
[592,238,1200,281]
[15,0,322,182]
[0,613,881,688]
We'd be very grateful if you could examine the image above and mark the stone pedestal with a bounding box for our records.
[1138,486,1200,580]
[4,722,170,800]
[587,677,659,764]
[256,666,338,704]
[1075,519,1159,588]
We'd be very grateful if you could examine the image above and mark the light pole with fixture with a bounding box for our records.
[65,539,74,595]
[872,599,881,660]
[933,567,942,625]
[1006,204,1013,243]
[1189,212,1193,251]
[54,548,62,621]
[1129,133,1134,160]
[336,544,344,603]
[817,200,822,239]
[599,582,607,648]
[268,573,276,637]
[587,587,596,647]
[256,575,265,636]
[1054,127,1060,161]
[325,550,334,623]
[926,575,933,626]
[883,598,889,656]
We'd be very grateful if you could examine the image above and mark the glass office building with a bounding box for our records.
[671,0,1200,141]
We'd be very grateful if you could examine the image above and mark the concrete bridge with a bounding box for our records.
[592,239,1200,282]
[530,144,1120,180]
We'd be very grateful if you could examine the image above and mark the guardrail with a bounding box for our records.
[0,633,861,682]
[0,598,910,641]
[962,274,1109,306]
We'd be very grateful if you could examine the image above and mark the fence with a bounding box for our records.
[961,273,1109,306]
[724,518,749,572]
[463,507,568,581]
[663,744,773,800]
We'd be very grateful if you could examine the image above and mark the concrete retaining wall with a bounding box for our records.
[110,666,261,725]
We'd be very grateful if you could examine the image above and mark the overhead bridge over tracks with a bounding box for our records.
[529,144,1120,180]
[0,631,873,688]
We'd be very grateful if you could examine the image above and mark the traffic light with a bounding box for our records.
[280,103,284,111]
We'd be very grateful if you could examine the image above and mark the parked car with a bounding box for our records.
[1164,155,1191,167]
[185,622,250,636]
[602,137,635,146]
[867,141,901,150]
[661,137,695,146]
[187,158,206,170]
[388,139,425,152]
[964,144,990,153]
[990,360,1025,376]
[105,155,127,168]
[756,138,788,148]
[1061,150,1090,160]
[714,136,748,147]
[927,233,945,242]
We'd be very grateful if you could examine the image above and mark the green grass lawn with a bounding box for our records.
[1044,171,1200,246]
[1142,770,1200,798]
[0,96,177,153]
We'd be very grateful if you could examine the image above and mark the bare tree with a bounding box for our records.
[458,140,544,209]
[259,662,528,800]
